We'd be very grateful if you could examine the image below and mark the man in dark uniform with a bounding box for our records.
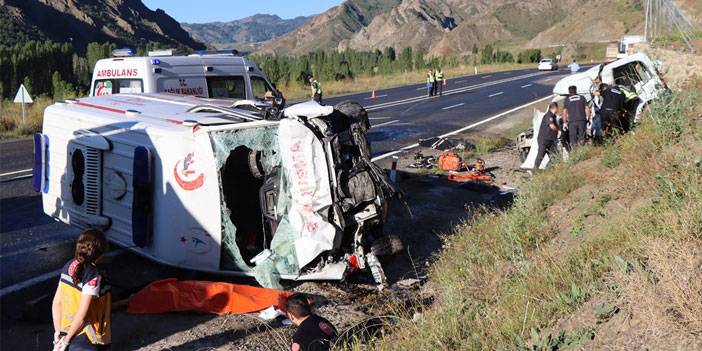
[599,83,626,137]
[562,85,590,148]
[286,293,337,351]
[534,102,560,170]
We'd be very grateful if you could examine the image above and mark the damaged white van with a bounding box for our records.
[34,93,400,287]
[518,53,668,169]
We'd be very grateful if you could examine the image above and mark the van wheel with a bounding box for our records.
[371,235,404,257]
[519,147,530,162]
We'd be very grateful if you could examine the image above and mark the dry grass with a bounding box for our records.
[280,63,534,102]
[0,96,54,139]
[336,78,702,350]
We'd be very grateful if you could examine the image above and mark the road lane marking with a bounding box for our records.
[370,95,553,162]
[369,117,393,120]
[364,94,388,100]
[0,249,125,297]
[372,120,399,128]
[365,70,554,112]
[442,103,465,110]
[489,92,504,97]
[0,168,32,177]
[416,87,427,91]
[0,174,32,183]
[482,75,492,78]
[455,80,466,84]
[521,84,533,88]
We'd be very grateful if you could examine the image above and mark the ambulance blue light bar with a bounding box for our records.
[192,49,239,56]
[112,48,135,57]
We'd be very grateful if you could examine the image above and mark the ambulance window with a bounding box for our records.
[93,79,143,96]
[250,76,273,101]
[207,76,246,99]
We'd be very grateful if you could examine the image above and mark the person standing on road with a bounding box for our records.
[562,85,590,148]
[426,70,436,97]
[286,293,337,351]
[534,102,560,170]
[52,229,111,351]
[568,59,580,74]
[598,83,626,137]
[435,68,445,96]
[309,76,323,105]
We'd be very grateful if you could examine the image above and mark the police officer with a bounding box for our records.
[598,83,626,137]
[309,76,323,105]
[286,293,337,351]
[534,102,560,170]
[435,68,444,96]
[619,84,639,132]
[427,70,436,97]
[562,85,590,148]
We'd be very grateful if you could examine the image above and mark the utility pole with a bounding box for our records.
[644,0,649,41]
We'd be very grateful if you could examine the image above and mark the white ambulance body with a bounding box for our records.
[35,93,397,286]
[89,50,278,102]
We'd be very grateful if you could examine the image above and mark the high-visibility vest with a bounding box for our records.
[58,263,111,345]
[435,71,444,80]
[620,86,637,101]
[427,74,436,83]
[312,80,322,94]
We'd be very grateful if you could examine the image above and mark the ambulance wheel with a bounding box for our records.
[371,235,404,257]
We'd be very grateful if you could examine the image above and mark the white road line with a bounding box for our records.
[372,120,399,128]
[0,250,125,297]
[364,94,388,100]
[370,95,553,162]
[0,174,32,183]
[482,75,492,78]
[416,87,427,91]
[441,103,465,110]
[369,117,393,120]
[489,92,504,98]
[521,84,533,88]
[0,168,32,177]
[455,80,466,84]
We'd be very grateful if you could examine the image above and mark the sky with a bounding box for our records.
[142,0,343,23]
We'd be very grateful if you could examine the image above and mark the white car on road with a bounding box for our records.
[538,58,558,71]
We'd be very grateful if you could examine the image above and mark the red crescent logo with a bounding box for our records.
[173,159,204,191]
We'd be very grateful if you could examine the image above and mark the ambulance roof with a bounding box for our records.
[96,55,256,68]
[49,93,271,133]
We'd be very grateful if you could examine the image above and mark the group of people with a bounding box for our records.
[426,68,445,97]
[534,81,640,169]
[51,229,337,351]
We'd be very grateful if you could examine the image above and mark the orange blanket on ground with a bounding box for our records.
[127,278,291,316]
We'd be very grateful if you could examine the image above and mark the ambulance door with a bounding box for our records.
[248,75,276,102]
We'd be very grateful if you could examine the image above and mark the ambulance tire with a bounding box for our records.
[371,235,404,257]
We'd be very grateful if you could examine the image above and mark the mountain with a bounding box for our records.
[0,0,205,50]
[261,0,701,56]
[181,14,311,51]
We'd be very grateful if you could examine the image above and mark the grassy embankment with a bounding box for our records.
[280,62,534,102]
[344,80,702,350]
[0,96,55,139]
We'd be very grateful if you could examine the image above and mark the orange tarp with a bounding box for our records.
[127,278,292,316]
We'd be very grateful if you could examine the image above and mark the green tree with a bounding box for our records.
[481,44,494,64]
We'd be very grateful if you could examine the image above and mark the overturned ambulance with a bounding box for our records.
[34,93,400,287]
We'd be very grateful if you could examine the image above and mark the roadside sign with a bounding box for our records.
[13,84,33,123]
[13,84,33,104]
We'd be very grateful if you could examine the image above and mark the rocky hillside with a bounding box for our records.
[261,0,701,56]
[0,0,205,50]
[181,14,311,51]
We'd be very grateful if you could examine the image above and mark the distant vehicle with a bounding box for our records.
[34,94,401,286]
[90,49,282,105]
[538,58,558,71]
[517,53,668,169]
[617,35,647,59]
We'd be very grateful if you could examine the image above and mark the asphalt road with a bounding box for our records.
[0,66,576,301]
